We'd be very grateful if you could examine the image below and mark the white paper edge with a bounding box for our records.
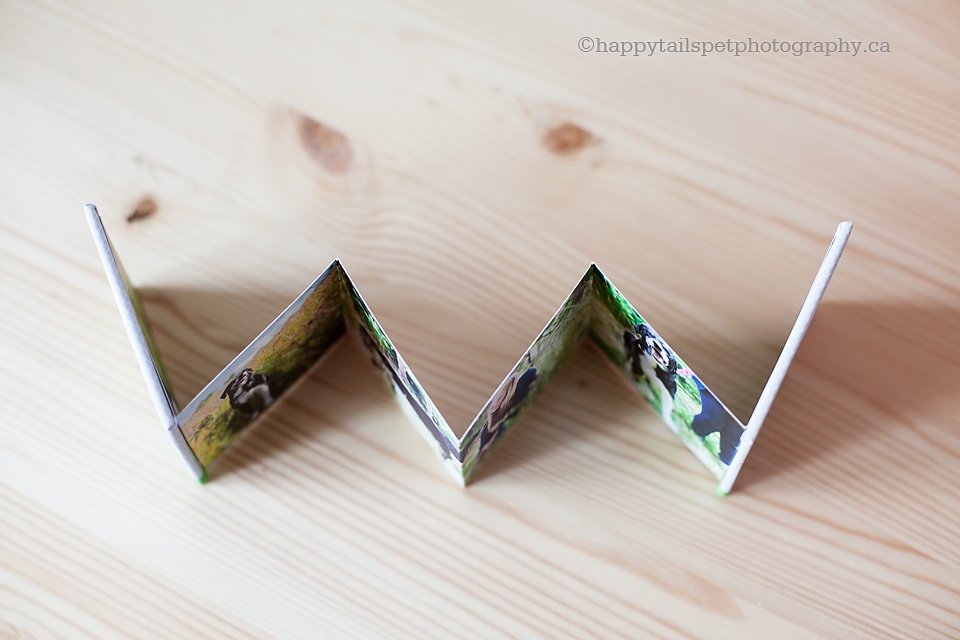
[717,221,853,494]
[84,204,206,481]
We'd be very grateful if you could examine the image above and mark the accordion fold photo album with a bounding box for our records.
[85,204,852,494]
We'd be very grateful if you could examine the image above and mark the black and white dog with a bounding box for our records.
[623,323,745,464]
[221,367,274,418]
[623,322,678,427]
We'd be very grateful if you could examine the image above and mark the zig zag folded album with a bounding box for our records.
[85,204,852,494]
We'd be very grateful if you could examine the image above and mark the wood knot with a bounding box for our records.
[127,197,157,223]
[543,122,595,155]
[298,115,353,173]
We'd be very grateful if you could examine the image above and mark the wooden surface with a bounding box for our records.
[2,1,959,637]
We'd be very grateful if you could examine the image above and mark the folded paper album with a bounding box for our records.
[85,204,851,494]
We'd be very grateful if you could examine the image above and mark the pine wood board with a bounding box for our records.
[1,0,958,637]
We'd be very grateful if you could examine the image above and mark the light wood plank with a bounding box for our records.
[1,0,958,637]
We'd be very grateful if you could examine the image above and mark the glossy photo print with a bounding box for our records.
[458,270,594,480]
[589,268,745,478]
[176,262,346,469]
[87,204,851,493]
[338,266,464,482]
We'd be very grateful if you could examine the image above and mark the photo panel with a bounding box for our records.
[588,266,745,479]
[176,262,346,470]
[459,268,595,481]
[336,266,464,482]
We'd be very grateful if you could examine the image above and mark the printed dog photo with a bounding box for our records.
[176,264,346,469]
[589,268,744,478]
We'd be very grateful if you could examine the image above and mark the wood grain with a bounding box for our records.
[1,0,959,637]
